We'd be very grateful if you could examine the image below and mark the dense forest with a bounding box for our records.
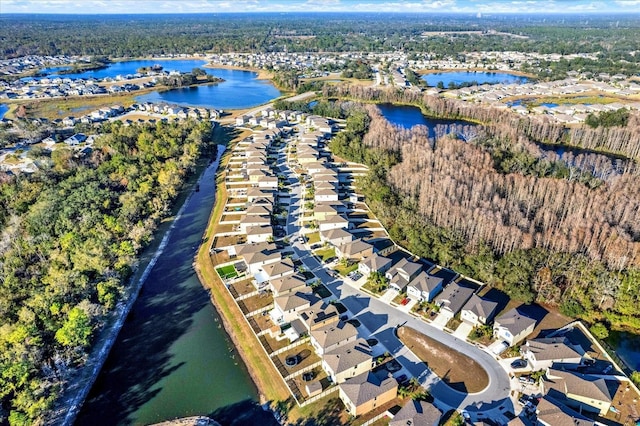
[0,120,214,424]
[2,13,640,67]
[324,90,639,336]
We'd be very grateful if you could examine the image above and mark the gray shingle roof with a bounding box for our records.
[324,338,372,375]
[311,321,358,349]
[462,294,498,320]
[495,307,537,336]
[523,337,584,361]
[340,370,397,407]
[389,400,442,426]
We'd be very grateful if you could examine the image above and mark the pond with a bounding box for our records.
[35,59,281,110]
[136,68,281,110]
[0,104,7,119]
[377,103,475,139]
[42,59,210,80]
[421,71,530,87]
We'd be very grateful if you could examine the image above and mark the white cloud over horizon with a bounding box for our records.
[0,0,637,14]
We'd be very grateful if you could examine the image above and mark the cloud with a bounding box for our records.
[0,0,635,13]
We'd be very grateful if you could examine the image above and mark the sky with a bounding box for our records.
[1,0,639,14]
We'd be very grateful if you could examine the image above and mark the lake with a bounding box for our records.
[38,59,281,110]
[421,71,529,87]
[137,68,281,110]
[43,59,210,80]
[75,150,268,425]
[378,103,474,139]
[0,104,7,119]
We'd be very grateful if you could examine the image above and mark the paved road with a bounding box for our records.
[279,133,513,420]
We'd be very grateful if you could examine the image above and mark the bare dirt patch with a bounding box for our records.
[398,326,489,393]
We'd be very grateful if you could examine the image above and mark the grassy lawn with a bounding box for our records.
[334,262,359,276]
[313,247,335,262]
[361,280,387,295]
[398,326,489,393]
[216,264,238,279]
[306,231,321,244]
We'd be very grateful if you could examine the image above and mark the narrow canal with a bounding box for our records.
[76,148,261,425]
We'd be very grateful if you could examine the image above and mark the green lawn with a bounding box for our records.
[306,231,321,244]
[313,247,335,261]
[216,264,238,279]
[334,262,358,276]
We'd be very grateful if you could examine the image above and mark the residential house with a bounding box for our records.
[535,395,595,426]
[232,242,281,275]
[493,307,537,347]
[245,204,272,216]
[64,133,87,146]
[460,294,499,326]
[371,238,396,256]
[522,337,585,370]
[259,175,278,189]
[318,215,349,232]
[320,228,354,248]
[339,371,398,417]
[386,258,423,293]
[389,400,442,426]
[246,225,273,243]
[335,239,373,261]
[358,254,393,277]
[239,214,271,234]
[270,274,307,297]
[434,281,476,317]
[543,368,617,416]
[261,258,295,282]
[299,299,340,332]
[322,338,374,384]
[246,188,275,203]
[315,188,339,202]
[314,203,340,222]
[406,271,444,303]
[271,288,320,325]
[310,321,359,355]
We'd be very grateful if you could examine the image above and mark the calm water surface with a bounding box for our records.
[137,68,281,110]
[37,59,281,110]
[378,103,473,138]
[44,59,209,80]
[422,71,529,87]
[76,151,260,425]
[0,104,7,119]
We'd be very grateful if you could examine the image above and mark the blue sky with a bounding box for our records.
[1,0,638,14]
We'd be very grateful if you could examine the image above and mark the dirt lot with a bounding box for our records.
[229,278,256,298]
[398,326,489,393]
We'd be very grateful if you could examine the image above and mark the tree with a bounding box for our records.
[589,322,609,340]
[54,307,93,348]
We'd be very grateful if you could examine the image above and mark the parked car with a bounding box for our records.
[511,359,528,369]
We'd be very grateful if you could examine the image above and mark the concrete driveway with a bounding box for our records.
[432,311,452,329]
[380,288,398,304]
[454,322,474,339]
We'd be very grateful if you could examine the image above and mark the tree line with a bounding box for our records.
[326,95,639,337]
[0,119,215,425]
